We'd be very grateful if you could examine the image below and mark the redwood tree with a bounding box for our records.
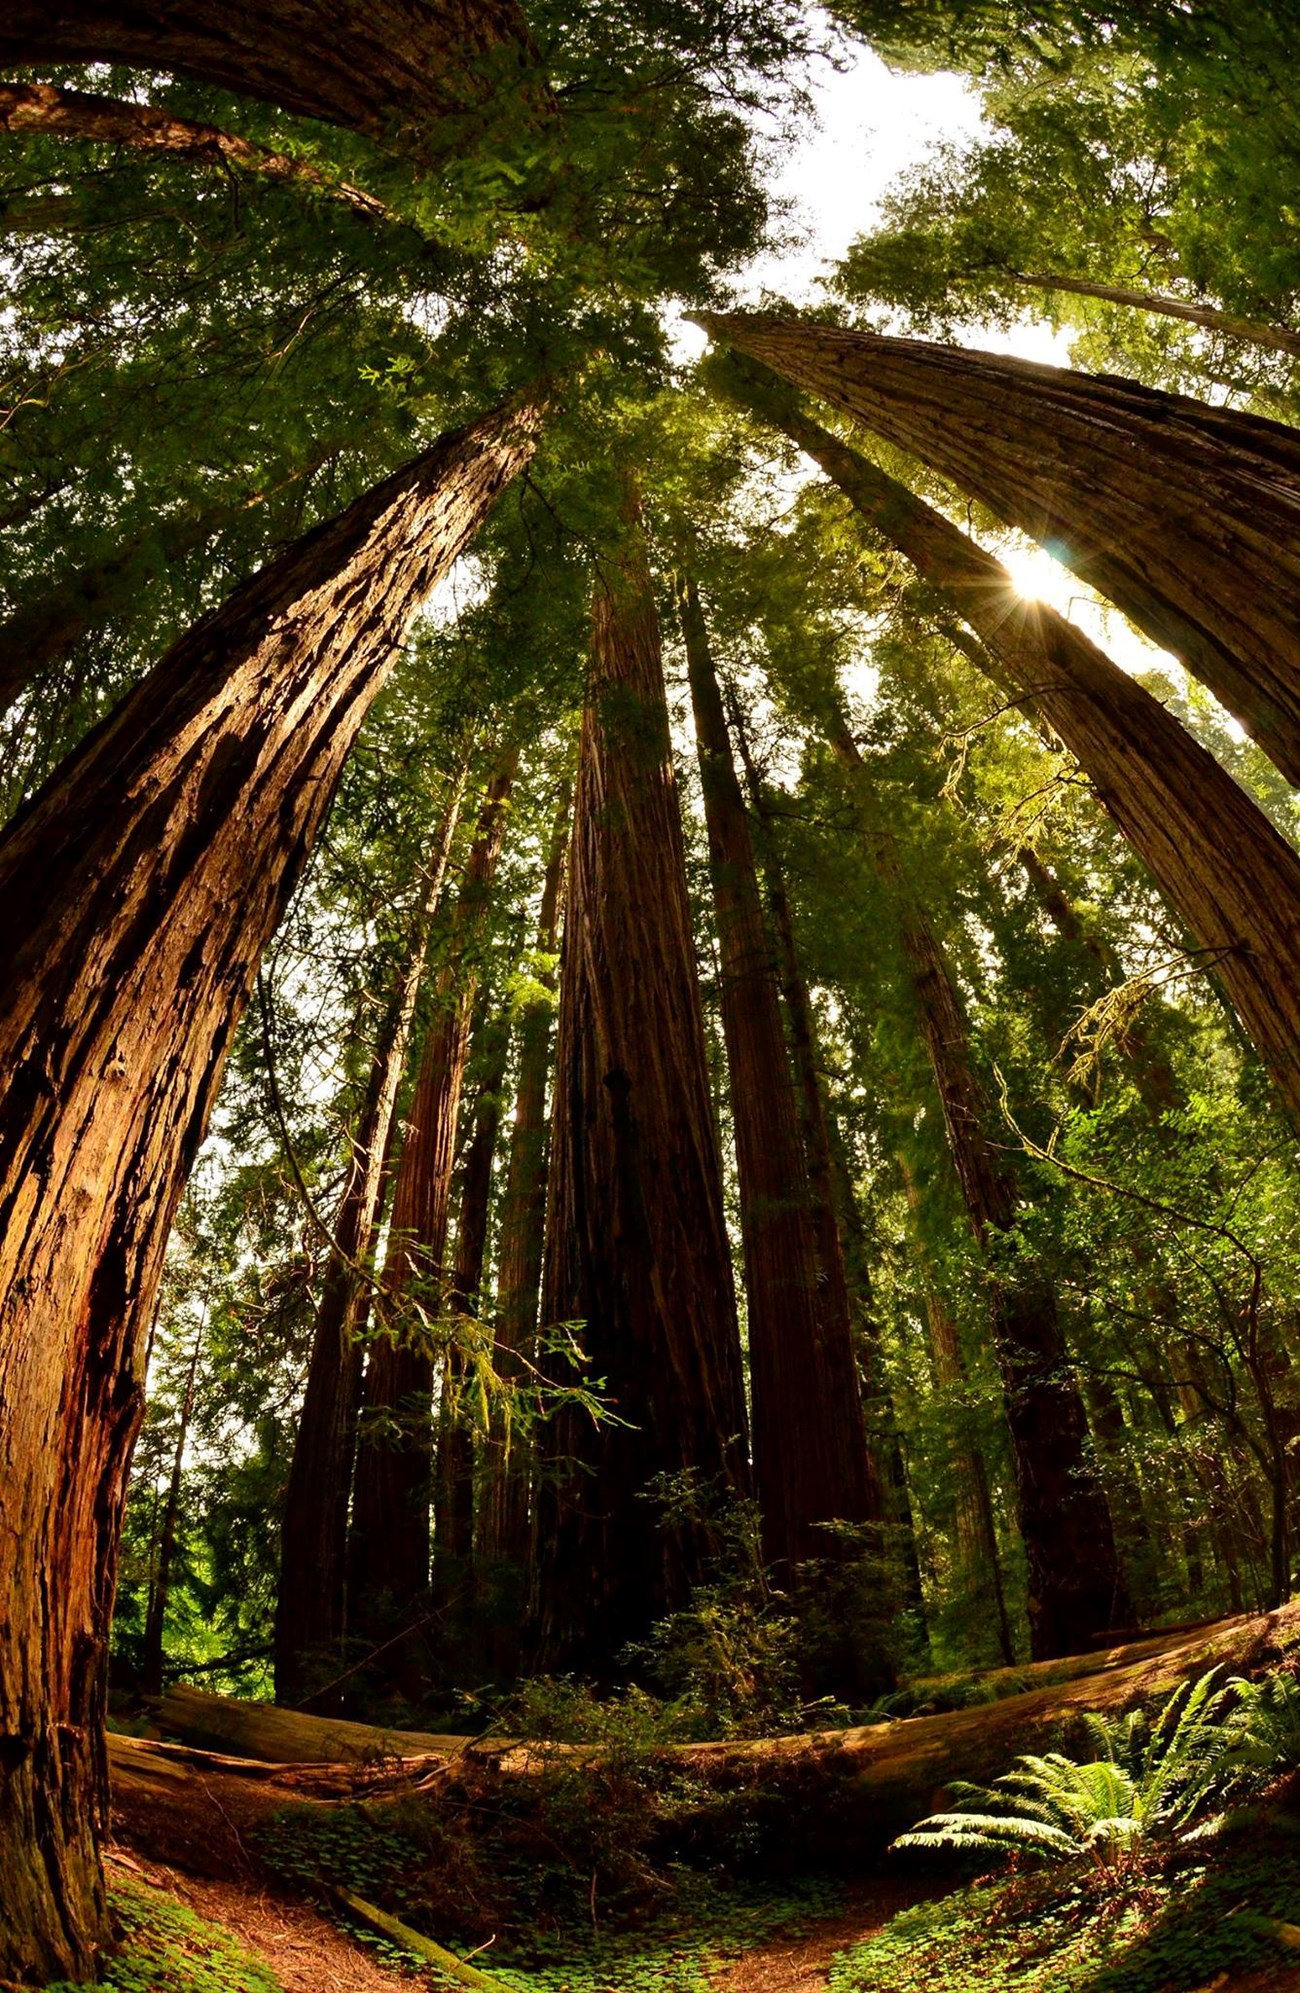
[348,749,517,1674]
[274,766,468,1708]
[533,513,749,1676]
[699,311,1300,785]
[677,572,881,1573]
[0,397,538,1985]
[723,362,1300,1130]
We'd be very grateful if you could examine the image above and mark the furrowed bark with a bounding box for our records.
[348,750,517,1678]
[274,766,468,1710]
[0,0,534,154]
[533,513,749,1677]
[0,395,538,1986]
[478,781,570,1584]
[699,311,1300,785]
[0,81,391,219]
[728,368,1300,1130]
[677,574,879,1574]
[825,709,1129,1659]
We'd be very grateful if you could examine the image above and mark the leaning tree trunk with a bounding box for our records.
[0,396,538,1987]
[1009,269,1300,361]
[0,82,391,219]
[0,0,534,153]
[677,573,880,1574]
[828,714,1130,1659]
[700,313,1300,785]
[478,779,570,1588]
[533,512,749,1678]
[727,368,1300,1129]
[348,750,517,1678]
[274,765,468,1709]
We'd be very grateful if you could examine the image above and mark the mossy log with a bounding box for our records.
[155,1682,472,1765]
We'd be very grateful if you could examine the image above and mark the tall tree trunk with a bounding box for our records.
[533,513,749,1677]
[727,369,1300,1129]
[348,749,517,1677]
[700,313,1300,785]
[478,780,570,1587]
[140,1310,206,1699]
[0,0,534,152]
[0,396,537,1986]
[825,711,1129,1658]
[1009,269,1300,361]
[677,574,879,1574]
[898,1155,1016,1665]
[436,1005,512,1575]
[274,765,468,1708]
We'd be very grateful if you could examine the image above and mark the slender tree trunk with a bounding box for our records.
[436,1006,512,1574]
[1010,269,1300,361]
[899,1155,1016,1665]
[701,313,1300,785]
[729,372,1300,1129]
[0,82,391,218]
[478,781,570,1594]
[0,0,534,151]
[677,574,879,1573]
[348,750,517,1675]
[0,396,537,1986]
[825,712,1129,1658]
[533,511,749,1678]
[274,766,468,1708]
[140,1311,206,1699]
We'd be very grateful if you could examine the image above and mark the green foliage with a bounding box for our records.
[46,1887,282,1993]
[1225,1667,1300,1776]
[895,1670,1236,1872]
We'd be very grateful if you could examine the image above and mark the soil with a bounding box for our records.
[713,1876,935,1990]
[105,1851,417,1993]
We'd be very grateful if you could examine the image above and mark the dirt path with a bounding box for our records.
[106,1852,417,1993]
[712,1878,939,1993]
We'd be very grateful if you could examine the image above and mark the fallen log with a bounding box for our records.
[155,1682,472,1766]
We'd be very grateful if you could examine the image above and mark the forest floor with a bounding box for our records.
[90,1605,1300,1993]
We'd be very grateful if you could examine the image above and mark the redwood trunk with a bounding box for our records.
[533,518,749,1676]
[274,769,468,1708]
[0,0,533,151]
[1011,270,1300,360]
[737,378,1300,1129]
[0,82,390,218]
[436,1006,511,1572]
[348,752,517,1667]
[0,398,537,1985]
[702,313,1300,784]
[479,782,570,1576]
[678,574,878,1572]
[831,721,1129,1659]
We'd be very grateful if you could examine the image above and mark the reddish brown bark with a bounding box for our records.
[533,517,749,1676]
[733,374,1300,1131]
[0,397,537,1985]
[274,769,468,1709]
[678,574,879,1573]
[0,0,534,153]
[478,782,570,1581]
[0,81,390,217]
[347,751,517,1667]
[700,312,1300,785]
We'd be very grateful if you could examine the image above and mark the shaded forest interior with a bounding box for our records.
[6,3,1300,1990]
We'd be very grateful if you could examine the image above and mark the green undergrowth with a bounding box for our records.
[830,1828,1300,1993]
[46,1886,284,1993]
